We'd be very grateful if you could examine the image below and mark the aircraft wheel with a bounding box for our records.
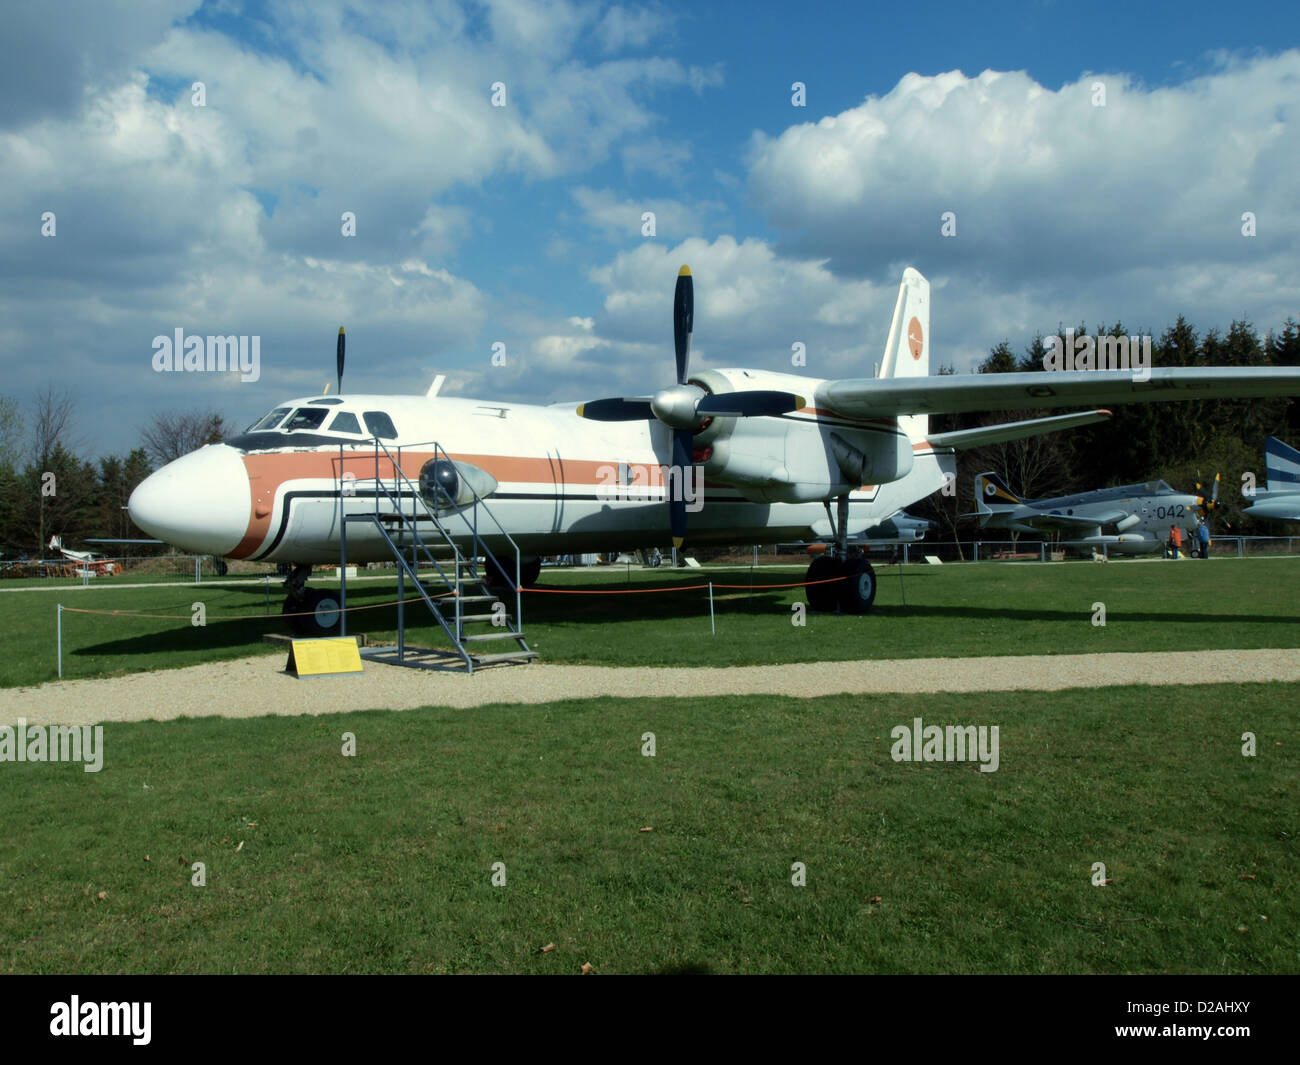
[485,556,539,589]
[838,558,877,615]
[284,589,342,637]
[805,555,842,613]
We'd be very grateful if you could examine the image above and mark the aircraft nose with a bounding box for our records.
[128,444,251,556]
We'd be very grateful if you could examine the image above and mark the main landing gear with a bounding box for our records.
[804,494,877,615]
[282,564,342,637]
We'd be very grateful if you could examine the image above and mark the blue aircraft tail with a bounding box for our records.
[1265,437,1300,493]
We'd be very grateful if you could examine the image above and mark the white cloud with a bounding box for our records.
[747,55,1300,292]
[572,186,728,243]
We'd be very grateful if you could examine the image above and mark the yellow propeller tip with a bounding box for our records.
[672,537,684,549]
[338,326,345,335]
[678,265,691,277]
[794,395,807,409]
[576,404,585,417]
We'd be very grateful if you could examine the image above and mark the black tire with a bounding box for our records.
[838,557,877,615]
[484,555,538,590]
[284,588,342,637]
[805,555,842,613]
[519,556,542,587]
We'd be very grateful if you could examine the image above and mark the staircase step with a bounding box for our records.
[456,612,511,623]
[460,631,527,643]
[469,651,539,666]
[455,594,501,604]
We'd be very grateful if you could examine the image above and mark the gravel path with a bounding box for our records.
[3,648,1298,726]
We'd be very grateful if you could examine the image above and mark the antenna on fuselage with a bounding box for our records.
[336,327,346,395]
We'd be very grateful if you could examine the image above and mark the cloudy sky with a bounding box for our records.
[3,0,1299,458]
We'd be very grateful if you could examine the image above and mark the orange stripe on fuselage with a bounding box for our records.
[228,441,933,559]
[230,449,624,559]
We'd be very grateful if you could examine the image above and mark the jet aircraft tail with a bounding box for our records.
[974,471,1023,517]
[1265,437,1300,494]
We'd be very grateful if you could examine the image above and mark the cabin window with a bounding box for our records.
[283,408,329,431]
[363,411,398,439]
[329,411,362,434]
[248,407,290,432]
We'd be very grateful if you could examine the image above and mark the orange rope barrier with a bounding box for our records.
[59,574,848,617]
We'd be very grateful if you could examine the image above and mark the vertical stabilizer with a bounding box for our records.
[1265,437,1300,493]
[878,268,930,443]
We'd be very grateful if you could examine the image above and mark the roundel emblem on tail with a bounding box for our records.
[907,317,923,360]
[984,481,996,497]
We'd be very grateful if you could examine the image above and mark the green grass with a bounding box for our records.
[8,556,1300,687]
[0,685,1294,974]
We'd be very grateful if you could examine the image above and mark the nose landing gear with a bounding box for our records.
[281,564,343,637]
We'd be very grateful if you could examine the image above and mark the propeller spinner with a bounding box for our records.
[576,265,804,547]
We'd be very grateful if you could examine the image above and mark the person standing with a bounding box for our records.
[1197,518,1210,559]
[1169,523,1183,559]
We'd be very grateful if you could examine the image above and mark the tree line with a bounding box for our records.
[912,314,1300,544]
[0,390,228,560]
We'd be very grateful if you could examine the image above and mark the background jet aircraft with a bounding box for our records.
[855,511,931,546]
[47,536,118,576]
[1242,437,1300,521]
[972,472,1218,554]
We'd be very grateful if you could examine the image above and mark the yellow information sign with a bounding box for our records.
[286,637,364,678]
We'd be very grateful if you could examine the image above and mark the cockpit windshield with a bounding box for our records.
[248,407,291,432]
[282,408,329,431]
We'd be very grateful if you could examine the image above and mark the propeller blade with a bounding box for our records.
[336,327,345,396]
[1211,472,1220,504]
[669,427,692,548]
[673,266,693,385]
[696,390,806,418]
[576,398,654,421]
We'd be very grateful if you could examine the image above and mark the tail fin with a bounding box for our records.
[1265,437,1300,493]
[974,471,1022,516]
[879,267,930,443]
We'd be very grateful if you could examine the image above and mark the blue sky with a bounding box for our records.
[2,0,1299,458]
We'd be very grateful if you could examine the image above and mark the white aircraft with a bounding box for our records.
[1242,437,1300,521]
[47,535,119,576]
[127,266,1300,634]
[972,472,1219,554]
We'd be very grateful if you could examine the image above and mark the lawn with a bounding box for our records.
[0,685,1293,973]
[6,556,1299,687]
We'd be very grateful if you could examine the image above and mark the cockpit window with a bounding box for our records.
[363,411,398,439]
[248,407,291,432]
[329,411,362,434]
[282,408,329,431]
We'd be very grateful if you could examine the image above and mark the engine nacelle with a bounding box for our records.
[1114,513,1141,533]
[689,368,913,504]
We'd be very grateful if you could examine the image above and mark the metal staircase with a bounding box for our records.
[340,439,537,673]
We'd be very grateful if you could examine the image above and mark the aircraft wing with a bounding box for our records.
[818,367,1300,419]
[1021,512,1128,532]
